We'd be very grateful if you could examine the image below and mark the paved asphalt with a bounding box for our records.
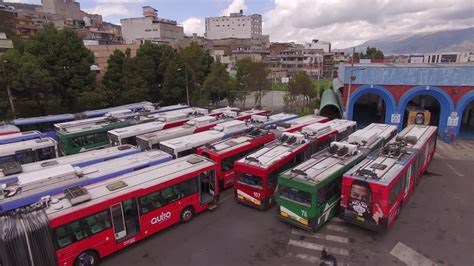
[103,141,474,266]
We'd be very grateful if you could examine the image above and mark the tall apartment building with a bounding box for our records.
[121,6,184,45]
[205,10,262,39]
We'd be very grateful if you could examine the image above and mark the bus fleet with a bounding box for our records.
[0,102,439,266]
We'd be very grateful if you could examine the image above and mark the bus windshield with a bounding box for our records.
[279,185,312,207]
[237,173,263,190]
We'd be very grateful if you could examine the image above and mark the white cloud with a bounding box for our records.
[93,0,146,2]
[220,0,247,16]
[83,4,131,18]
[263,0,474,48]
[182,17,205,36]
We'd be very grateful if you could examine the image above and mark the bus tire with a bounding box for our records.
[180,206,194,223]
[74,250,99,266]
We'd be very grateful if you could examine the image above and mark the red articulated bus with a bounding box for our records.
[339,125,437,231]
[233,119,357,210]
[197,128,276,190]
[0,155,218,266]
[276,115,329,133]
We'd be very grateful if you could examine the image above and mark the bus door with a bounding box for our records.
[199,170,216,205]
[110,198,141,241]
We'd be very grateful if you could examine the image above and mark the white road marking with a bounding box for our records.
[390,242,436,266]
[446,163,464,177]
[331,217,344,223]
[295,253,320,263]
[326,224,349,233]
[288,239,349,256]
[291,229,349,244]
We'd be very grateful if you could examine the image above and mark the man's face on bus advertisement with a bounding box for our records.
[350,184,371,202]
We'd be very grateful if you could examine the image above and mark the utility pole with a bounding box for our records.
[184,63,190,106]
[344,47,355,119]
[2,60,16,119]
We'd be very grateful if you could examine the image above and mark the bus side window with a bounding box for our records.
[36,146,55,161]
[267,173,277,189]
[0,155,16,164]
[139,177,198,215]
[16,150,36,164]
[53,210,111,249]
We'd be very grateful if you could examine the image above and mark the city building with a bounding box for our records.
[337,63,474,141]
[0,32,13,53]
[86,44,140,78]
[205,10,261,40]
[0,0,121,42]
[304,39,331,53]
[409,52,474,64]
[121,6,184,45]
[204,10,268,51]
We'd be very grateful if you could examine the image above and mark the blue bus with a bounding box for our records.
[12,114,75,139]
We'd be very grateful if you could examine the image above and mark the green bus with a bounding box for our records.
[276,141,365,231]
[56,120,134,155]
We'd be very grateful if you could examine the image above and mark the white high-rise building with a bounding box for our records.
[121,6,184,45]
[205,10,262,40]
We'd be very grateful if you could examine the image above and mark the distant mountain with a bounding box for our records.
[336,27,474,55]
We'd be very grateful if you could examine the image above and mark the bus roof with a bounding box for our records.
[395,125,437,150]
[237,132,308,169]
[344,146,415,186]
[280,142,363,187]
[108,121,166,139]
[202,129,271,155]
[0,138,57,156]
[212,119,247,133]
[302,119,356,138]
[348,123,397,145]
[277,115,327,131]
[0,145,139,178]
[12,114,75,125]
[56,118,131,135]
[249,112,298,126]
[46,155,215,219]
[0,125,19,134]
[82,101,154,117]
[0,130,43,144]
[0,150,171,212]
[210,106,239,114]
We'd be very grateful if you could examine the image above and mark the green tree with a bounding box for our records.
[179,42,213,105]
[248,61,270,107]
[235,58,253,108]
[102,49,127,106]
[161,57,187,105]
[135,42,179,102]
[23,24,95,110]
[77,82,109,110]
[202,61,230,107]
[121,57,149,104]
[0,50,22,119]
[18,52,54,115]
[287,71,314,111]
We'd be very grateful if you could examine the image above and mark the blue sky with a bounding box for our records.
[10,0,474,48]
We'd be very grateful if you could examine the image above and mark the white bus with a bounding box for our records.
[0,138,58,165]
[159,120,249,158]
[136,115,221,150]
[0,144,139,177]
[108,112,192,146]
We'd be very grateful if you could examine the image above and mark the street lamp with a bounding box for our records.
[344,48,367,119]
[1,60,16,119]
[177,63,190,106]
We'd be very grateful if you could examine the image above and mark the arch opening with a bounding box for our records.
[459,101,474,140]
[352,93,386,128]
[403,95,441,127]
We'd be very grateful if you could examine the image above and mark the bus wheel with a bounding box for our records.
[74,250,99,266]
[180,206,194,223]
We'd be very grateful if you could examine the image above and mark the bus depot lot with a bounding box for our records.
[103,141,474,266]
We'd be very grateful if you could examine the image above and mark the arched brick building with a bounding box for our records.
[336,63,474,142]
